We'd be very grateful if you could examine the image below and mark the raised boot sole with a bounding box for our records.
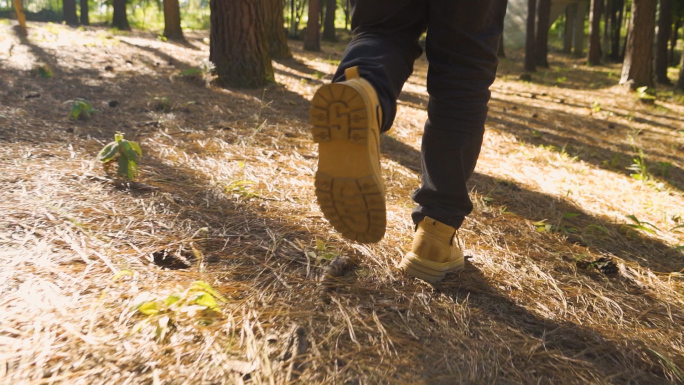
[310,81,386,244]
[399,252,465,284]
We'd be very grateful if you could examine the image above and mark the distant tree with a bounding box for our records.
[209,0,274,88]
[80,0,89,25]
[588,0,602,65]
[265,0,292,59]
[536,0,550,67]
[304,0,321,51]
[655,0,673,84]
[163,0,184,40]
[63,0,79,25]
[322,0,337,42]
[678,47,684,90]
[608,0,624,61]
[524,0,537,72]
[13,0,26,34]
[498,35,506,58]
[620,0,657,89]
[112,0,131,30]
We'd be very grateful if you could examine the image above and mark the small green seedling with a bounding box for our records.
[97,132,143,180]
[66,98,98,120]
[623,214,659,235]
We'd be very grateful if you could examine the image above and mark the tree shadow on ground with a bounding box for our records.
[380,135,684,274]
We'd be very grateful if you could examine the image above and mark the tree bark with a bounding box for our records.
[573,0,587,57]
[63,0,79,26]
[112,0,130,31]
[265,0,292,59]
[588,0,603,65]
[524,0,537,72]
[655,0,673,83]
[671,19,681,65]
[304,0,320,51]
[609,0,624,61]
[80,0,89,25]
[163,0,184,40]
[536,0,551,67]
[13,0,26,34]
[322,0,336,42]
[564,4,576,54]
[209,0,274,88]
[677,44,684,90]
[620,0,657,89]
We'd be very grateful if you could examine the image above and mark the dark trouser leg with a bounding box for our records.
[333,0,427,132]
[411,0,508,229]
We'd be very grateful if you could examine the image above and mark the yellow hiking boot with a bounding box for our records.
[309,66,386,244]
[399,217,465,283]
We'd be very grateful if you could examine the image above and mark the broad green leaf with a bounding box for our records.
[191,281,227,302]
[316,239,326,251]
[120,140,139,162]
[115,132,124,143]
[192,291,218,309]
[127,158,138,180]
[138,301,160,315]
[165,293,183,307]
[97,142,119,162]
[129,141,143,158]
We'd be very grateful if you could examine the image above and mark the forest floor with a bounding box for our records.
[1,21,684,384]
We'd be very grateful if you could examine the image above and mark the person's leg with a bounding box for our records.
[411,0,508,229]
[333,0,428,132]
[310,0,427,243]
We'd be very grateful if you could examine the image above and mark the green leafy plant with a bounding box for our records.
[591,101,602,112]
[623,214,659,235]
[66,98,98,120]
[97,132,143,180]
[636,86,656,104]
[129,280,227,341]
[656,161,672,178]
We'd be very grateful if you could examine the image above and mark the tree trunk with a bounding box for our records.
[344,0,350,30]
[610,0,624,61]
[524,0,537,72]
[588,0,602,65]
[304,0,320,51]
[620,0,657,89]
[322,0,336,41]
[209,0,274,88]
[63,0,79,25]
[655,0,673,84]
[112,0,130,31]
[265,0,292,59]
[671,19,681,65]
[564,5,576,53]
[13,0,26,34]
[602,0,610,61]
[80,0,89,25]
[677,44,684,90]
[163,0,184,40]
[573,0,587,57]
[536,0,551,67]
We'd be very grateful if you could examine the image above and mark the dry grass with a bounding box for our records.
[1,22,683,384]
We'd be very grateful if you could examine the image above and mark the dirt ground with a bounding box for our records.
[1,21,683,384]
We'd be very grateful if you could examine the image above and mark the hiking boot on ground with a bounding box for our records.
[399,216,465,283]
[309,66,386,244]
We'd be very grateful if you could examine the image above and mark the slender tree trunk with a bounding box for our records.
[304,0,320,51]
[112,0,130,30]
[266,0,292,59]
[498,34,506,58]
[13,0,26,34]
[573,0,587,57]
[610,0,624,61]
[80,0,89,25]
[655,0,673,84]
[536,0,551,67]
[620,0,657,89]
[588,0,603,64]
[603,0,610,61]
[564,5,576,53]
[344,0,350,30]
[677,45,684,90]
[671,19,681,65]
[322,0,336,42]
[209,0,274,88]
[163,0,184,40]
[290,0,296,37]
[525,0,537,72]
[63,0,79,25]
